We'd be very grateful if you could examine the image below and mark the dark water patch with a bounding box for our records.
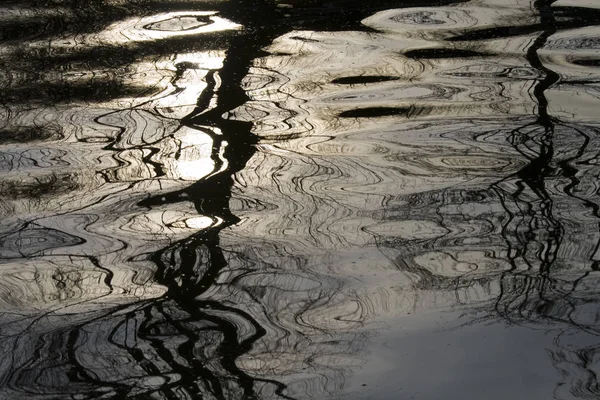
[405,48,489,59]
[0,82,152,104]
[332,75,399,84]
[0,2,134,42]
[572,58,600,67]
[269,51,295,56]
[289,35,321,42]
[0,125,63,144]
[0,18,66,42]
[338,107,412,118]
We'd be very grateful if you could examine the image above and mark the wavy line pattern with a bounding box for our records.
[1,0,600,399]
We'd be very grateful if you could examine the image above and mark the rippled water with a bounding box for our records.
[2,0,600,398]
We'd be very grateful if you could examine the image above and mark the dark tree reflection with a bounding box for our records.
[3,0,600,398]
[370,1,600,397]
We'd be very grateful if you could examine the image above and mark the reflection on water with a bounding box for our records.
[2,0,600,398]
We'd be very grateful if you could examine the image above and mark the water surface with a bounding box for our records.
[1,0,600,399]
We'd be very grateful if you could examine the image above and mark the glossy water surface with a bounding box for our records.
[1,0,600,399]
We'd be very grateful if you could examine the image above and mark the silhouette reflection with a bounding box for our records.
[2,0,600,399]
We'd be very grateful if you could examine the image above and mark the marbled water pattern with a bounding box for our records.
[1,0,600,399]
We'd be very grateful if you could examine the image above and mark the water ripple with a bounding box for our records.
[2,0,600,399]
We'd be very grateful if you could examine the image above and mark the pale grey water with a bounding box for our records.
[1,0,600,399]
